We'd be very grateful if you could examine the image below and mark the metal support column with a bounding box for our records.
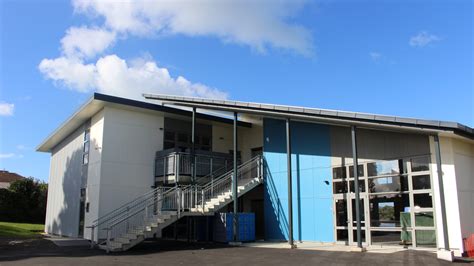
[286,118,295,248]
[191,107,196,184]
[351,125,362,248]
[232,112,239,242]
[434,135,450,250]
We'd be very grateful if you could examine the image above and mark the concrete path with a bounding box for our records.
[0,238,470,265]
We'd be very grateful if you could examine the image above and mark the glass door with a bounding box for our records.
[348,195,368,245]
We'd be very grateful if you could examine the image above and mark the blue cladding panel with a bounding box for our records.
[263,118,334,242]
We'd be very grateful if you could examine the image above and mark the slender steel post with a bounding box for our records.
[232,112,239,242]
[286,118,294,248]
[191,107,196,184]
[434,135,450,250]
[351,125,362,248]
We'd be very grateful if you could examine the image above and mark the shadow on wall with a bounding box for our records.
[264,160,289,240]
[47,138,100,238]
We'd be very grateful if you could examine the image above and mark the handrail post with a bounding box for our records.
[177,188,181,218]
[126,206,129,232]
[210,157,213,179]
[201,188,205,213]
[90,226,95,248]
[145,204,149,222]
[106,229,111,253]
[195,186,198,208]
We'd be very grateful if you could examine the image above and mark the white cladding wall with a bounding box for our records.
[452,139,474,240]
[429,136,464,255]
[45,124,85,237]
[83,110,104,239]
[97,106,164,223]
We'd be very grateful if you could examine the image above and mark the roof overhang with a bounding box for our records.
[37,93,252,153]
[143,94,474,141]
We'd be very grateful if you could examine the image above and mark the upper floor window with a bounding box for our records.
[83,129,90,165]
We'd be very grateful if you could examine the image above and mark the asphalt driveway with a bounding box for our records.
[0,238,471,265]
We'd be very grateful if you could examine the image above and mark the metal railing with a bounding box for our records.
[87,186,175,247]
[180,155,263,213]
[88,155,263,252]
[154,150,235,183]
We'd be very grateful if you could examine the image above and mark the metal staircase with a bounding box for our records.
[88,155,263,252]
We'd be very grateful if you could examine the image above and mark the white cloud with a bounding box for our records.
[40,0,312,100]
[39,54,228,100]
[38,57,96,92]
[16,145,27,150]
[409,31,441,47]
[72,0,313,55]
[61,26,116,59]
[0,153,15,159]
[369,52,382,61]
[0,102,14,116]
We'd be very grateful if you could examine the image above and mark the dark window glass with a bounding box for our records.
[349,165,364,178]
[352,230,366,243]
[83,154,89,165]
[349,180,366,193]
[411,157,430,172]
[415,230,436,247]
[164,141,175,149]
[83,143,89,153]
[412,175,431,190]
[164,131,174,141]
[415,212,434,227]
[177,132,188,143]
[333,167,346,179]
[367,176,408,193]
[337,230,348,241]
[84,129,90,142]
[351,199,365,225]
[367,160,405,177]
[371,231,411,245]
[202,136,211,146]
[333,181,347,194]
[335,199,347,226]
[369,194,410,227]
[413,193,433,208]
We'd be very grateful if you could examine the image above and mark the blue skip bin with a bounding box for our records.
[213,213,255,242]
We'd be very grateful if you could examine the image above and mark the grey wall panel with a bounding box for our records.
[330,126,430,164]
[45,124,85,237]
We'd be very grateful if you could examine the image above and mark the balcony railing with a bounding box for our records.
[154,149,237,184]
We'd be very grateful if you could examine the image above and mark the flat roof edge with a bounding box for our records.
[37,93,252,153]
[144,93,474,140]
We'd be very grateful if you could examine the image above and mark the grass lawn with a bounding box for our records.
[0,222,44,238]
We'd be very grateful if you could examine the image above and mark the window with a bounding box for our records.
[411,157,430,172]
[335,199,347,226]
[349,165,364,178]
[369,194,410,227]
[415,230,436,247]
[367,176,409,193]
[83,129,90,165]
[333,167,346,180]
[412,175,431,190]
[349,180,366,193]
[162,130,212,151]
[367,160,406,177]
[415,212,434,227]
[333,181,347,194]
[413,193,433,208]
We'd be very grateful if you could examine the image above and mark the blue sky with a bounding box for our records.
[0,0,472,182]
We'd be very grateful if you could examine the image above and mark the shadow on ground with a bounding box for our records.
[0,237,471,265]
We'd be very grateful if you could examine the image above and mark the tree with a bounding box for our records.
[0,177,48,223]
